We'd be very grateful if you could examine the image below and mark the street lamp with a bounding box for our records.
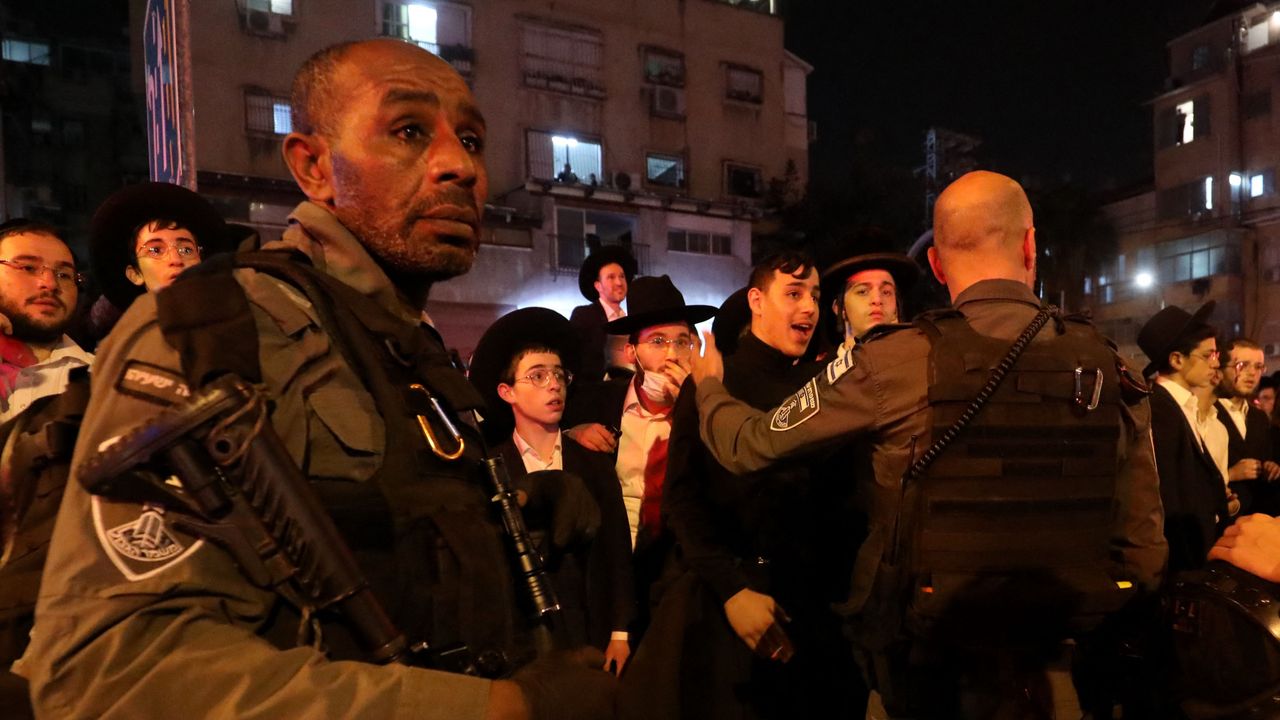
[1135,271,1154,289]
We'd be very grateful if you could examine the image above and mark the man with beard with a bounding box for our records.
[0,220,92,719]
[570,246,638,383]
[1215,337,1280,515]
[621,251,866,719]
[563,275,715,643]
[18,40,611,720]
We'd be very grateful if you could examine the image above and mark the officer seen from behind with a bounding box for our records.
[18,39,611,720]
[690,170,1167,717]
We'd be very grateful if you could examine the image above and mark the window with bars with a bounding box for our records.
[245,92,293,136]
[521,23,604,97]
[667,230,732,256]
[725,65,763,103]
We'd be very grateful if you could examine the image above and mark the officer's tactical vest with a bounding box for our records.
[156,251,526,669]
[905,309,1135,629]
[0,367,90,667]
[860,309,1138,712]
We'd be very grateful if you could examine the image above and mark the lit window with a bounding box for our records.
[1252,174,1265,198]
[383,2,438,52]
[1248,19,1269,52]
[726,66,763,103]
[1176,100,1196,145]
[1191,45,1210,71]
[247,0,293,15]
[1083,277,1092,294]
[1204,176,1213,210]
[645,153,685,189]
[246,92,292,135]
[2,39,51,66]
[525,130,603,182]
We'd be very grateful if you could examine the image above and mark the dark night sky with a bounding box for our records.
[785,1,1219,194]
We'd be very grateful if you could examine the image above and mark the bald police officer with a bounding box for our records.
[17,40,610,720]
[690,170,1167,716]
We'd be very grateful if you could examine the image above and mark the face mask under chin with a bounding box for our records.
[639,369,672,403]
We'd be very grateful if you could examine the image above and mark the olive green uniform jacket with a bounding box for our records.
[15,202,494,719]
[695,279,1168,617]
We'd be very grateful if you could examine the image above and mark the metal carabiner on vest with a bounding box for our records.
[1073,367,1104,412]
[408,383,466,461]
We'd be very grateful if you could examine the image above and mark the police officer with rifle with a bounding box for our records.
[15,39,613,720]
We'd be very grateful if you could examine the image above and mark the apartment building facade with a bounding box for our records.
[1092,1,1280,365]
[133,0,810,355]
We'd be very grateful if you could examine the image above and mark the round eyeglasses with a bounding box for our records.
[514,368,573,388]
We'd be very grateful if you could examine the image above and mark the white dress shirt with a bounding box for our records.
[1218,397,1250,439]
[1157,377,1229,487]
[0,336,93,425]
[614,381,672,549]
[512,429,563,472]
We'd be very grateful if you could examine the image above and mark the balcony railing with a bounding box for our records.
[550,236,650,278]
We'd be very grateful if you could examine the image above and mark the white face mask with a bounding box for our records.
[639,369,671,403]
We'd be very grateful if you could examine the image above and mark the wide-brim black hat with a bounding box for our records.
[469,307,581,439]
[90,182,230,308]
[578,245,638,302]
[605,275,716,336]
[1136,301,1216,378]
[711,287,751,356]
[820,252,919,344]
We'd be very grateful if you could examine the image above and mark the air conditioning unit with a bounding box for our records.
[1266,266,1280,283]
[1266,342,1280,358]
[651,87,686,117]
[267,12,284,34]
[246,9,270,32]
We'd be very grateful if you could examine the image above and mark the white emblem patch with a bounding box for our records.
[106,509,184,562]
[770,378,821,432]
[826,347,856,385]
[93,498,203,581]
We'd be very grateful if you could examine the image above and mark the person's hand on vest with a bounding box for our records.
[564,423,618,453]
[1209,513,1280,582]
[521,470,601,550]
[691,330,723,385]
[723,587,781,651]
[509,647,617,720]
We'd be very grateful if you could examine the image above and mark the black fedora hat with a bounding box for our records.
[1136,301,1216,378]
[820,252,919,344]
[578,245,638,302]
[90,182,230,308]
[605,275,716,336]
[469,307,581,439]
[711,287,751,356]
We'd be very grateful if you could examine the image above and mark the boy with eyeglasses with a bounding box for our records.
[1215,337,1280,515]
[0,218,92,718]
[468,307,634,676]
[1137,302,1233,572]
[89,182,229,311]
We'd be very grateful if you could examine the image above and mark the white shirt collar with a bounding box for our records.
[599,297,625,321]
[513,428,563,471]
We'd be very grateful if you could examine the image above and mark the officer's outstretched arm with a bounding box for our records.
[695,338,924,475]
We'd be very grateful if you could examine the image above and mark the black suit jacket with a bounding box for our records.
[1149,384,1229,573]
[497,437,634,649]
[1216,401,1275,515]
[570,302,609,382]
